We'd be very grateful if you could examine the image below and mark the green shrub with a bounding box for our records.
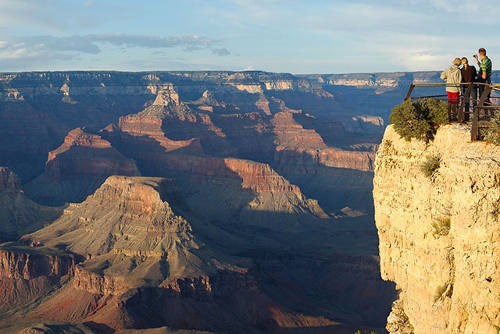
[390,98,448,141]
[420,154,441,178]
[432,217,451,237]
[484,112,500,145]
[420,98,449,126]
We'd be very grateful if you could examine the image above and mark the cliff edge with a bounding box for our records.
[374,124,500,334]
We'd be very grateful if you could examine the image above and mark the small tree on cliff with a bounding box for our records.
[390,98,448,142]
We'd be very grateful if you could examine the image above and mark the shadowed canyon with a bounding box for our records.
[1,71,498,333]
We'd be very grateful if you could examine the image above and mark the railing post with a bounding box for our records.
[472,84,492,141]
[404,83,415,101]
[471,106,479,141]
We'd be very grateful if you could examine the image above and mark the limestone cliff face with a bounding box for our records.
[374,125,500,334]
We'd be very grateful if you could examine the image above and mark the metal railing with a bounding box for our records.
[404,82,500,141]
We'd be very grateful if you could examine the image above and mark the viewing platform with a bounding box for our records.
[404,82,500,141]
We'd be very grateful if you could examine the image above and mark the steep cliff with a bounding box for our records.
[374,125,500,333]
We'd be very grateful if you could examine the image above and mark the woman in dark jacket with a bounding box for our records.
[460,57,477,122]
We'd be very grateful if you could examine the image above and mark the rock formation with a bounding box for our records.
[374,125,500,333]
[25,176,224,289]
[118,115,201,153]
[25,128,140,205]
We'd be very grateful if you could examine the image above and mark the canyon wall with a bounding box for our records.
[374,125,500,333]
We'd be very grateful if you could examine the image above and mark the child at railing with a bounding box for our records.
[441,58,462,122]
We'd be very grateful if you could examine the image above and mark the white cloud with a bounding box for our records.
[0,34,230,63]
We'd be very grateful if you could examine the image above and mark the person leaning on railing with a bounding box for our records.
[460,57,477,122]
[474,48,492,104]
[441,58,462,122]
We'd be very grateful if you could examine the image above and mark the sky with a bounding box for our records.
[0,0,499,74]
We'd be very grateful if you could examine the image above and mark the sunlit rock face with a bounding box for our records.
[374,125,500,334]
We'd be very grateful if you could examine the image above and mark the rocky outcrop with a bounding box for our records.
[0,248,75,280]
[45,128,140,177]
[140,84,191,118]
[47,128,114,162]
[0,246,76,313]
[272,111,328,150]
[271,111,375,172]
[72,265,128,295]
[374,125,500,333]
[24,128,140,205]
[118,115,200,153]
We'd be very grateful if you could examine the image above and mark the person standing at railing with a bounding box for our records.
[460,57,477,122]
[474,48,492,104]
[441,58,462,122]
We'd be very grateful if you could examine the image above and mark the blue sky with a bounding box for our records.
[1,0,499,73]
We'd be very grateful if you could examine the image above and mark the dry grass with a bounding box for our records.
[420,154,441,178]
[432,217,451,238]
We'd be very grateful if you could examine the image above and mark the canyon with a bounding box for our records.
[0,70,498,333]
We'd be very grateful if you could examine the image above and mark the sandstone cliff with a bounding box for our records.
[374,125,500,333]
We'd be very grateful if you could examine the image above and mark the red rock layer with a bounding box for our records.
[44,128,140,179]
[224,158,302,194]
[269,110,375,172]
[47,128,111,162]
[271,111,327,150]
[72,265,128,295]
[0,248,75,280]
[118,115,200,152]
